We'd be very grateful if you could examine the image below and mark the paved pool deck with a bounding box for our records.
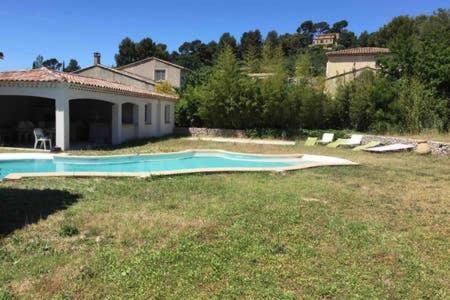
[184,137,296,146]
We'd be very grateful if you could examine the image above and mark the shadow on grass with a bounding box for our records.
[0,188,80,236]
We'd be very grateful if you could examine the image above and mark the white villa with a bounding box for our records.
[0,54,185,150]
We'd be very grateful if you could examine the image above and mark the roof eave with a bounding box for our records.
[326,52,390,57]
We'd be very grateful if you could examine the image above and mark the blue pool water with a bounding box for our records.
[0,151,307,180]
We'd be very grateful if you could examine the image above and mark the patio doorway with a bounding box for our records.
[0,96,55,148]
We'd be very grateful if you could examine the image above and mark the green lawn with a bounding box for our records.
[1,138,449,299]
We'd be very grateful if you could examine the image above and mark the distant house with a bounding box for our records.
[0,53,182,150]
[312,33,340,49]
[325,47,390,95]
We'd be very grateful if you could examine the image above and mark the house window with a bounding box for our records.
[155,69,166,82]
[122,103,134,124]
[145,103,152,124]
[164,105,171,124]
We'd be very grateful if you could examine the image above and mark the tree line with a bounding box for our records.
[114,19,366,70]
[177,9,450,134]
[31,17,377,73]
[32,55,81,72]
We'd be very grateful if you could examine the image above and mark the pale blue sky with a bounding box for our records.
[0,0,447,70]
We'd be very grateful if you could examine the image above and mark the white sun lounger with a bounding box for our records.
[365,143,415,153]
[340,134,363,147]
[317,133,334,145]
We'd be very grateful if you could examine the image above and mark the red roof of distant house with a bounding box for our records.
[315,33,339,39]
[326,47,390,57]
[0,68,178,101]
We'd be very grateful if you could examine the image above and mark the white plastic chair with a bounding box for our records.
[33,128,52,150]
[317,133,334,145]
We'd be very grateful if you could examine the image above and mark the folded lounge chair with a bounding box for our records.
[326,138,346,148]
[364,143,415,153]
[304,137,318,146]
[317,133,334,145]
[353,141,381,151]
[326,135,363,148]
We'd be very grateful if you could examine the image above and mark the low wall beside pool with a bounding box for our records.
[362,135,449,156]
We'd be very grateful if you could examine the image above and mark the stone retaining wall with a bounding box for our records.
[174,127,247,138]
[175,127,450,155]
[362,134,449,155]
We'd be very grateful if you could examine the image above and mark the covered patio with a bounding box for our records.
[0,68,178,150]
[0,95,55,147]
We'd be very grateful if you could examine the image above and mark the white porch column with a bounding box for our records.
[137,103,146,138]
[55,97,70,151]
[132,104,139,138]
[156,100,162,137]
[112,103,122,145]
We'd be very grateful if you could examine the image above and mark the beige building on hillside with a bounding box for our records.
[312,33,340,49]
[325,47,390,95]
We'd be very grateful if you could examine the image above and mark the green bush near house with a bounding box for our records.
[154,81,177,96]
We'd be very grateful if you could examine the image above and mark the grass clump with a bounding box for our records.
[58,223,79,237]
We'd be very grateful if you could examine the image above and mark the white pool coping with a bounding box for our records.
[0,149,357,181]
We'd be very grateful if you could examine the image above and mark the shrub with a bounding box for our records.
[155,81,177,95]
[396,77,445,132]
[175,86,204,127]
[334,71,398,133]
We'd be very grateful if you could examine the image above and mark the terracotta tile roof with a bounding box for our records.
[326,47,390,57]
[0,68,178,101]
[315,33,338,39]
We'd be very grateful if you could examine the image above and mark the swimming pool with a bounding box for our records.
[0,150,356,180]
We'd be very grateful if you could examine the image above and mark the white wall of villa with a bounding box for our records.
[0,83,175,150]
